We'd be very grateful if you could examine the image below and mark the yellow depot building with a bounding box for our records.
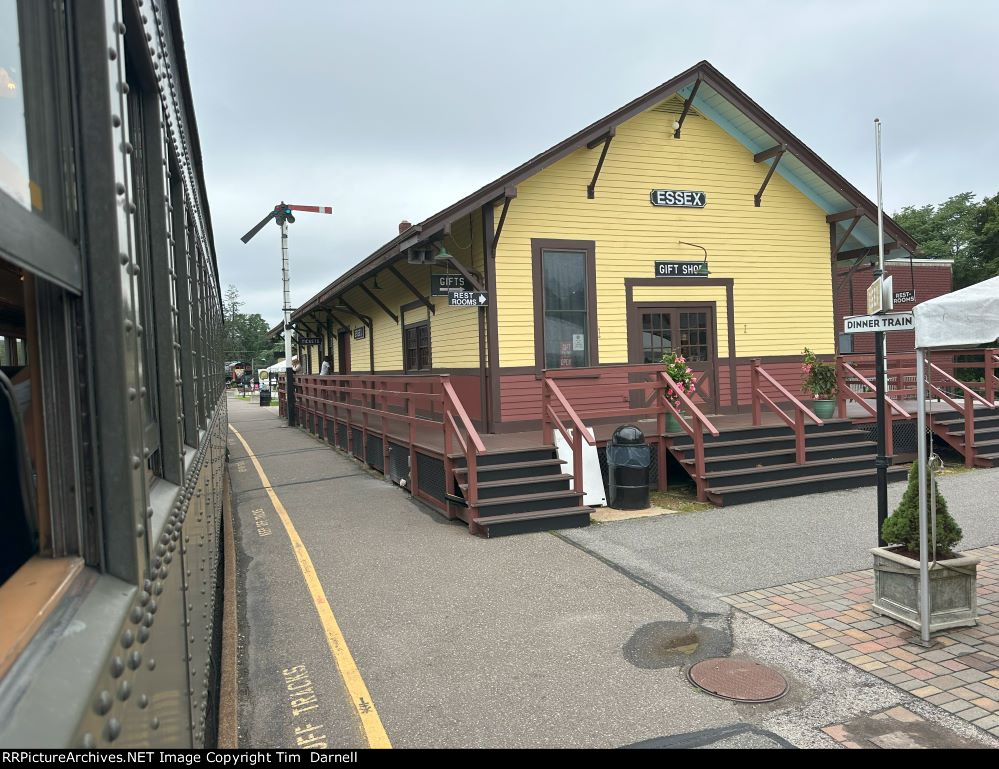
[282,61,931,535]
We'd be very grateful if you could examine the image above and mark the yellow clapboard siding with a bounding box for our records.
[492,103,833,367]
[330,213,484,373]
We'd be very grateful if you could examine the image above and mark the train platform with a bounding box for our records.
[224,393,999,749]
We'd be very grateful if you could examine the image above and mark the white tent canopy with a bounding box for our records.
[910,274,999,645]
[266,360,287,373]
[913,275,999,349]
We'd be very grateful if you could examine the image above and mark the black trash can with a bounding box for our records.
[606,425,651,510]
[259,389,271,406]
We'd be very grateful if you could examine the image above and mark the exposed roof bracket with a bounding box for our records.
[491,187,517,253]
[673,78,701,138]
[836,242,896,262]
[833,215,862,255]
[358,283,398,323]
[754,146,785,207]
[336,297,372,327]
[826,208,865,223]
[586,127,615,199]
[754,143,786,163]
[435,255,483,293]
[388,264,435,314]
[835,253,871,293]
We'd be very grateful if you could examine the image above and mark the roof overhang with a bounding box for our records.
[293,60,920,321]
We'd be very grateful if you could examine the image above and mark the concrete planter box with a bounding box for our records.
[871,546,979,632]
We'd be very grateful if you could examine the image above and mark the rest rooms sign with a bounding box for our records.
[650,189,706,208]
[448,291,489,307]
[843,312,914,334]
[655,261,708,277]
[431,273,468,296]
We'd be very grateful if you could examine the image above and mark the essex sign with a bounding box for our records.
[655,261,708,277]
[448,291,489,307]
[650,189,706,208]
[297,337,321,345]
[843,312,913,334]
[431,273,468,296]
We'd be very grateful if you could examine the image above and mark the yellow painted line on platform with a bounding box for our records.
[229,424,392,749]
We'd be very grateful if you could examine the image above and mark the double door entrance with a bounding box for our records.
[628,304,719,412]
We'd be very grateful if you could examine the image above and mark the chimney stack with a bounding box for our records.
[398,220,412,234]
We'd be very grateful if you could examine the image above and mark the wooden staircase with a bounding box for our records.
[931,406,999,468]
[448,446,592,537]
[669,419,909,505]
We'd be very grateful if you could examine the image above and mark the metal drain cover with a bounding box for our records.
[688,657,788,703]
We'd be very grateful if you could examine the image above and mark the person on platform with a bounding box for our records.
[320,355,332,376]
[290,355,301,374]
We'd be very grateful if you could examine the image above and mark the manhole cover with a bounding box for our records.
[688,657,787,703]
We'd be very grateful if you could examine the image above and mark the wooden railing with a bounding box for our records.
[838,348,999,404]
[926,360,996,467]
[542,364,719,500]
[750,359,823,464]
[836,360,911,458]
[542,378,596,494]
[286,373,485,508]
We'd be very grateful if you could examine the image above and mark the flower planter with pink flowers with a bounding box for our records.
[661,351,696,431]
[801,347,837,418]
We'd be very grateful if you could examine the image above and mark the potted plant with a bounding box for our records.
[872,462,979,631]
[661,351,696,433]
[801,347,837,418]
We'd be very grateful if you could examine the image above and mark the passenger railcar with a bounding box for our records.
[0,0,226,748]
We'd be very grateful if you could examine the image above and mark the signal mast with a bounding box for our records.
[241,202,333,371]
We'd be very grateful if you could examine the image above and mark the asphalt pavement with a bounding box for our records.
[226,395,999,749]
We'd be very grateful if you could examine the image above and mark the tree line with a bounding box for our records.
[893,191,999,289]
[223,285,283,366]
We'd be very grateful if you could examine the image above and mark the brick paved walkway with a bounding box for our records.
[723,545,999,739]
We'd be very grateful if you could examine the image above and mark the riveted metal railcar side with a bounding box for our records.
[0,0,227,748]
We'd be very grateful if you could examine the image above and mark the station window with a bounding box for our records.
[404,322,431,372]
[533,242,597,370]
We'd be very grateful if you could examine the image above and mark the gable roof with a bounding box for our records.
[292,60,917,322]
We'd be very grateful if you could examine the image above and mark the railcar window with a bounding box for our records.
[125,52,162,479]
[0,259,38,586]
[0,0,76,235]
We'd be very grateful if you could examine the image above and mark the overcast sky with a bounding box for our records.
[180,0,999,327]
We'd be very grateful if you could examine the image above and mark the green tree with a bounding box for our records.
[893,192,981,288]
[966,192,999,286]
[222,285,282,365]
[881,463,962,557]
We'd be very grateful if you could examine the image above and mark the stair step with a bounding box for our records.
[672,429,872,457]
[971,438,999,449]
[681,441,878,471]
[706,466,909,506]
[453,458,565,482]
[475,506,593,525]
[935,413,999,428]
[468,488,584,516]
[669,419,856,446]
[701,454,878,481]
[476,507,592,537]
[448,446,555,468]
[459,474,573,499]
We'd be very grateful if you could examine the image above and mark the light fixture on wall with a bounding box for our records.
[433,243,453,261]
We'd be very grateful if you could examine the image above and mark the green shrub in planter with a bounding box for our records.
[881,463,962,557]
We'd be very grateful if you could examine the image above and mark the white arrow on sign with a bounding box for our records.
[478,293,486,304]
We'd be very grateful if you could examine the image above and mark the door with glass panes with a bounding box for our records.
[628,304,719,412]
